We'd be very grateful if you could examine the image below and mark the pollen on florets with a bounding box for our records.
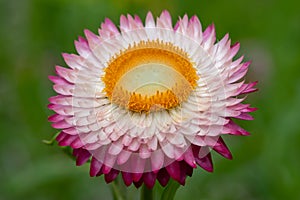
[102,40,198,113]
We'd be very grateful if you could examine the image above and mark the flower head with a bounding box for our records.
[48,10,257,188]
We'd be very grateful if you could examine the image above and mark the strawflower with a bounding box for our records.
[48,10,257,190]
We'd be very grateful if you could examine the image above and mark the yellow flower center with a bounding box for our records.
[102,40,198,113]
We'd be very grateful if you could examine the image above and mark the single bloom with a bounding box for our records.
[48,10,257,188]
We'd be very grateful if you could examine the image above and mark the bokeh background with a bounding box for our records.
[1,0,300,199]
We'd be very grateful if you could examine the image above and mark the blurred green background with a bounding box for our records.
[1,0,300,199]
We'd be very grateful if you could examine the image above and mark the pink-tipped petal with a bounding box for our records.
[104,169,119,183]
[63,127,79,135]
[55,65,75,83]
[134,15,143,27]
[75,149,91,166]
[212,137,233,159]
[143,172,157,189]
[222,119,250,136]
[52,120,72,129]
[122,172,133,186]
[139,144,151,159]
[157,168,170,187]
[193,146,213,172]
[229,62,251,83]
[151,149,164,172]
[181,161,193,177]
[183,147,197,168]
[127,14,139,30]
[195,149,214,172]
[158,10,172,29]
[84,29,99,44]
[102,154,117,174]
[104,18,119,34]
[78,36,87,44]
[174,21,180,31]
[70,137,84,149]
[48,113,64,122]
[56,131,67,143]
[133,178,143,188]
[234,113,254,120]
[48,75,70,85]
[90,157,103,177]
[120,15,129,32]
[187,15,203,41]
[102,164,112,175]
[199,154,214,172]
[145,11,155,28]
[117,150,131,165]
[203,24,215,41]
[243,107,258,113]
[238,81,258,95]
[230,42,240,59]
[132,173,143,182]
[166,161,181,182]
[175,14,189,34]
[74,40,90,58]
[108,141,124,155]
[131,155,146,174]
[58,134,78,146]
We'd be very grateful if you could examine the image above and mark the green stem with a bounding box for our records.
[111,178,126,200]
[42,132,60,145]
[160,179,180,200]
[141,185,153,200]
[43,132,75,160]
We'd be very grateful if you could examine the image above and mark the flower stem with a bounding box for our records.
[141,185,153,200]
[160,179,180,200]
[111,179,125,200]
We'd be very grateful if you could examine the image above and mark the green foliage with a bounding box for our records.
[1,0,300,199]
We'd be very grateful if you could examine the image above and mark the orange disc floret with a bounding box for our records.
[102,40,198,112]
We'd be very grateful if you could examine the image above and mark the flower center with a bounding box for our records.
[102,40,198,113]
